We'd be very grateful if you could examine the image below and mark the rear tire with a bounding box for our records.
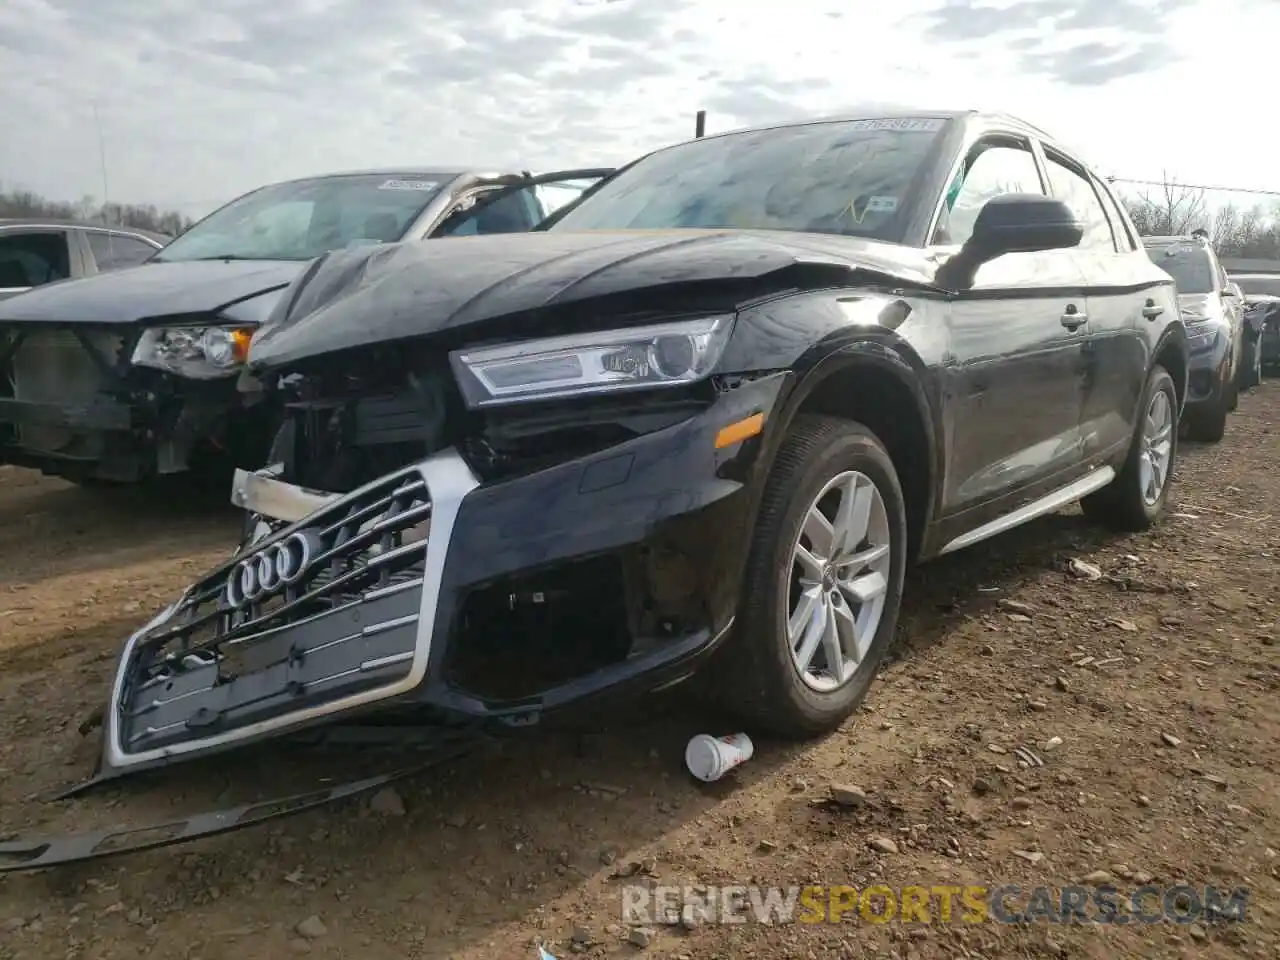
[1081,364,1177,532]
[716,415,908,739]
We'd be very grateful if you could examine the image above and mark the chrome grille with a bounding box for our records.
[117,468,433,752]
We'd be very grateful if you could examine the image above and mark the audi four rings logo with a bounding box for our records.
[226,529,323,608]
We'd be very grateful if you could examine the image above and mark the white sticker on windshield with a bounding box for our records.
[843,117,946,133]
[378,179,439,191]
[866,195,899,213]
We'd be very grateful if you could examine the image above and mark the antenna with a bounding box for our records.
[92,102,115,263]
[695,110,706,138]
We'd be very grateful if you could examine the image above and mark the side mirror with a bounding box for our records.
[937,194,1083,290]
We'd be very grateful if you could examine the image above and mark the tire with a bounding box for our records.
[1081,364,1177,532]
[716,415,908,738]
[1184,392,1227,443]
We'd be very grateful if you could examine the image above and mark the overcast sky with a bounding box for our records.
[0,0,1271,218]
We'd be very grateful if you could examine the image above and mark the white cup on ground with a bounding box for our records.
[685,732,754,782]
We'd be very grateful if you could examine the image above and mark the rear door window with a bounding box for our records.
[1042,152,1117,252]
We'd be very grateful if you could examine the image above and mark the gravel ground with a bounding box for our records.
[0,383,1276,960]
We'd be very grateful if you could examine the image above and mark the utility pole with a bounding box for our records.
[93,101,116,259]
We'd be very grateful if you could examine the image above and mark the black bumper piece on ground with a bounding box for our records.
[0,724,484,874]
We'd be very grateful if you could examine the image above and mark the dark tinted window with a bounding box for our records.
[551,117,948,242]
[0,232,70,288]
[1043,153,1116,251]
[1144,243,1215,293]
[87,231,158,271]
[433,189,537,237]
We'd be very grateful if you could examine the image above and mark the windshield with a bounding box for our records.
[548,118,948,242]
[156,174,449,262]
[1234,275,1280,298]
[1144,244,1214,294]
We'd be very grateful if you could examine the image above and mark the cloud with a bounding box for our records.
[919,0,1193,84]
[0,0,1274,216]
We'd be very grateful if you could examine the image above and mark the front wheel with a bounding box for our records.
[717,415,908,738]
[1082,364,1177,531]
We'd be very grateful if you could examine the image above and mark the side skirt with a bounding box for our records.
[936,466,1116,556]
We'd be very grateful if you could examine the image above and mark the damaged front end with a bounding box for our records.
[89,228,920,783]
[102,351,770,782]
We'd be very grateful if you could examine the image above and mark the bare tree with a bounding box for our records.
[0,187,193,235]
[1121,171,1209,236]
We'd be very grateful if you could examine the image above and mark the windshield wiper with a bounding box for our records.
[189,254,260,261]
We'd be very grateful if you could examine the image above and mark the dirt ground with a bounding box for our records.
[0,385,1276,960]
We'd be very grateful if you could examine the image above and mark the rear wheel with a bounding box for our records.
[1082,364,1177,532]
[717,415,907,738]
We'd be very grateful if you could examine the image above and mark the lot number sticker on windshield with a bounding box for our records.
[843,118,946,133]
[866,196,899,213]
[378,179,439,191]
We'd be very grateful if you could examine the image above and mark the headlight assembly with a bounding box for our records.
[132,325,254,379]
[450,315,734,407]
[1186,323,1218,350]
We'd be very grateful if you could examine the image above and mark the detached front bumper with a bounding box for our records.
[101,376,783,776]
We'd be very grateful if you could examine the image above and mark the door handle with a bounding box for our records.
[1142,299,1163,320]
[1061,304,1087,330]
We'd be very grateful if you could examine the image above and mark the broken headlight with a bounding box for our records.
[132,325,254,379]
[450,315,733,408]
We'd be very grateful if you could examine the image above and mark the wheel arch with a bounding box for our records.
[758,338,942,563]
[1152,323,1189,414]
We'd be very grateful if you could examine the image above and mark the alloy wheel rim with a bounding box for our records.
[1138,389,1173,506]
[787,470,892,693]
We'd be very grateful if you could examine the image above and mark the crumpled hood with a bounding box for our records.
[0,259,305,325]
[248,229,934,370]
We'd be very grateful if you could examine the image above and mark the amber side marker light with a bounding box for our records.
[714,413,765,449]
[231,329,254,363]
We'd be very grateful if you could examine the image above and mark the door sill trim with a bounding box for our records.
[937,466,1116,556]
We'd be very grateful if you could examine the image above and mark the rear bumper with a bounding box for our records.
[102,376,781,774]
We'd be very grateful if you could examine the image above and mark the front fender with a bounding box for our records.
[1150,317,1190,415]
[721,290,948,558]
